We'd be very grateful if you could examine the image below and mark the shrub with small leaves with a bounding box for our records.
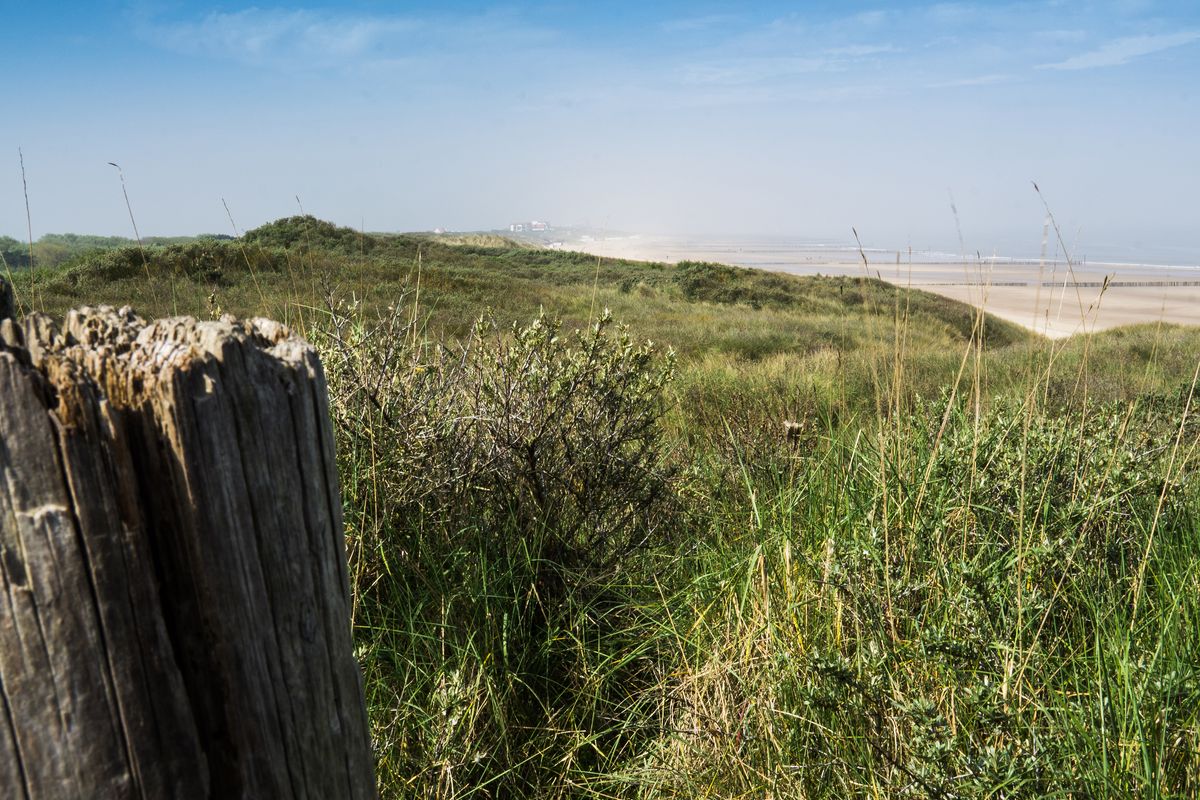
[460,310,678,577]
[315,298,678,796]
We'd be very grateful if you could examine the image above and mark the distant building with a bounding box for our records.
[433,227,447,234]
[509,220,551,233]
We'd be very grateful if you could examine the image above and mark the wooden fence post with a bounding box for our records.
[0,303,375,799]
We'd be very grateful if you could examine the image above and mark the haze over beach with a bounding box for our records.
[566,231,1200,337]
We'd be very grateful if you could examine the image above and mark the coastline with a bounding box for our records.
[564,234,1200,339]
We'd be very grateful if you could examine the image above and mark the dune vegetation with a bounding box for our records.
[8,215,1200,797]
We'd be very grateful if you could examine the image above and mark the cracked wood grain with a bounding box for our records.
[0,307,374,799]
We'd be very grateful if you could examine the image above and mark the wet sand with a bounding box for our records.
[567,234,1200,339]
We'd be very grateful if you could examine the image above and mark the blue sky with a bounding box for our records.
[2,1,1198,259]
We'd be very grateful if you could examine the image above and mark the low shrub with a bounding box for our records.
[316,298,678,796]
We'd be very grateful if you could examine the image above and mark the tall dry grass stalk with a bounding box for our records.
[107,161,162,310]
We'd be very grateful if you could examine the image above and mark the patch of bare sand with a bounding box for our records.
[567,236,1200,339]
[930,284,1200,338]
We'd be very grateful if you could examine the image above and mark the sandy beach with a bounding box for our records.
[566,234,1200,339]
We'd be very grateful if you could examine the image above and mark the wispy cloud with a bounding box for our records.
[657,81,887,109]
[927,73,1011,88]
[677,41,897,87]
[925,3,976,24]
[848,10,891,27]
[660,14,738,33]
[678,56,839,86]
[1032,29,1088,44]
[134,6,557,70]
[138,8,417,64]
[823,44,899,57]
[1039,30,1200,70]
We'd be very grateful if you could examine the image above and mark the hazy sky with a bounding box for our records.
[3,1,1198,259]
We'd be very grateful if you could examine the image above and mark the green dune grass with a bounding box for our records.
[9,216,1199,797]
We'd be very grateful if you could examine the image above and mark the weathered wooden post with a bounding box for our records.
[0,293,375,798]
[0,277,12,321]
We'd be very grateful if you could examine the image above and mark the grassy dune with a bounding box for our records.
[9,216,1200,797]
